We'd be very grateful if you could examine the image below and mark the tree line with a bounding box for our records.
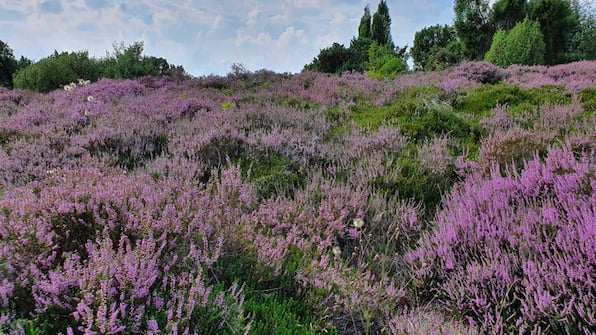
[306,0,595,77]
[0,41,187,92]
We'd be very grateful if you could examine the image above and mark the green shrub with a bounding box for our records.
[485,17,545,67]
[456,84,528,116]
[366,42,407,80]
[13,51,100,92]
[579,88,596,113]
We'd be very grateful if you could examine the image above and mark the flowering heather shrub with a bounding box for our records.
[416,135,454,177]
[505,61,596,93]
[408,145,596,333]
[479,103,517,133]
[0,166,255,334]
[81,112,168,169]
[439,61,507,94]
[375,71,444,106]
[476,126,554,173]
[0,90,23,118]
[0,64,594,334]
[387,307,478,335]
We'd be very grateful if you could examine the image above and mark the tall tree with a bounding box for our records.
[412,25,463,71]
[358,5,372,40]
[492,0,528,31]
[568,1,596,60]
[0,40,17,88]
[372,0,393,47]
[454,0,495,60]
[528,0,580,64]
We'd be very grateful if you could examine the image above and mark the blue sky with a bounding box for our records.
[1,0,481,76]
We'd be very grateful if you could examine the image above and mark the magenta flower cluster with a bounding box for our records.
[1,61,594,334]
[408,145,595,334]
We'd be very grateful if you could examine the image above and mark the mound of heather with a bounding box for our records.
[408,145,596,334]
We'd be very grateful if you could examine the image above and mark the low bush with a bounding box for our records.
[408,145,596,333]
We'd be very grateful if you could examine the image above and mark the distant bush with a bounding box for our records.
[13,50,101,92]
[12,42,187,93]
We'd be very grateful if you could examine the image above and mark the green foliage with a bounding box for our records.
[484,29,509,66]
[412,25,463,71]
[305,1,398,74]
[492,0,528,30]
[11,41,184,92]
[456,84,527,116]
[304,43,349,74]
[238,151,303,199]
[358,5,372,40]
[13,50,101,92]
[101,41,172,79]
[578,88,596,112]
[568,4,596,60]
[365,43,407,80]
[454,0,496,60]
[378,155,457,214]
[0,40,17,88]
[485,17,545,67]
[211,248,335,335]
[246,293,330,335]
[352,86,482,145]
[342,37,373,73]
[455,83,571,118]
[528,0,580,64]
[371,0,393,47]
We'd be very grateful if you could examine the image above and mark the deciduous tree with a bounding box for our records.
[485,17,545,66]
[412,25,463,71]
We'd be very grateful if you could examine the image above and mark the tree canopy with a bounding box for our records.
[305,1,407,79]
[412,25,463,71]
[454,0,496,60]
[485,17,546,66]
[11,41,187,92]
[0,40,17,88]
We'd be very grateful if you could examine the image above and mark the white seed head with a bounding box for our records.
[332,246,342,257]
[352,218,365,229]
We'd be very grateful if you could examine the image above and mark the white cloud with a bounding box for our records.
[330,13,345,26]
[1,0,463,76]
[247,8,268,27]
[277,26,308,46]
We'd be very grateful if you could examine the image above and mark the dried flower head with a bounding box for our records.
[352,218,365,229]
[332,246,342,257]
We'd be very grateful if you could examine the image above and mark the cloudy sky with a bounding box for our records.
[2,0,465,76]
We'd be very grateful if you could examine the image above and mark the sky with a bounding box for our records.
[1,0,487,76]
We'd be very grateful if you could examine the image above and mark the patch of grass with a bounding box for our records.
[579,88,596,113]
[211,247,336,335]
[456,84,572,118]
[236,150,304,199]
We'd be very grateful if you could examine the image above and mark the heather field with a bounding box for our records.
[0,61,595,334]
